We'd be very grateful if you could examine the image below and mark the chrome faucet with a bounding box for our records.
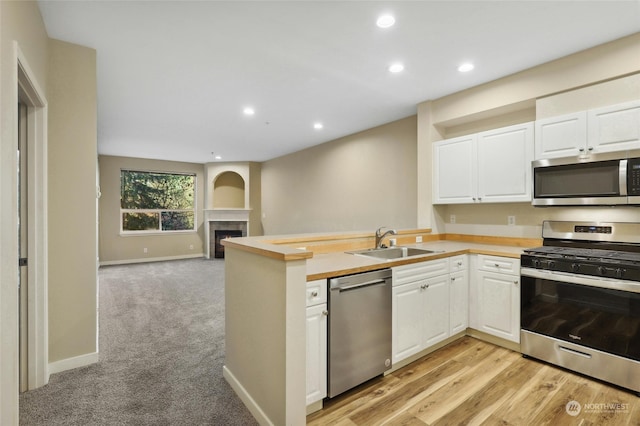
[375,226,397,249]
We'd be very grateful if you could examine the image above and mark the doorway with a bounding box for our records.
[16,48,49,392]
[18,100,28,392]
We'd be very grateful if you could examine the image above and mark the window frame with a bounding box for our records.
[119,169,197,235]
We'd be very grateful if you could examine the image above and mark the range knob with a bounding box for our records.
[597,266,607,275]
[571,263,580,272]
[547,260,556,269]
[532,259,541,268]
[616,268,626,278]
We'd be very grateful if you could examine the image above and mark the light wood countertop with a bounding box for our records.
[223,230,540,281]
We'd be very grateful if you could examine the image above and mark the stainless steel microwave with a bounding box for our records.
[532,151,640,206]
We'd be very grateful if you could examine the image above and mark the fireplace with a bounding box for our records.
[214,230,243,258]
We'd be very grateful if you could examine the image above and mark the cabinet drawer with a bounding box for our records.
[448,255,467,272]
[476,255,519,275]
[393,258,449,285]
[306,279,327,307]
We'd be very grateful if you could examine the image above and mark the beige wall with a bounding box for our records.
[213,172,245,208]
[1,2,99,421]
[0,1,50,422]
[418,33,640,236]
[249,162,263,236]
[261,116,418,235]
[98,155,205,263]
[47,39,98,363]
[223,247,306,425]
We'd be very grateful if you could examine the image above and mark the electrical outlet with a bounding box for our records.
[143,247,148,253]
[450,214,456,224]
[416,236,423,243]
[508,216,516,226]
[189,244,194,250]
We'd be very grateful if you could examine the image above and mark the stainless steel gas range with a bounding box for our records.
[520,221,640,395]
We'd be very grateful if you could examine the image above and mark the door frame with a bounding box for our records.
[16,42,49,391]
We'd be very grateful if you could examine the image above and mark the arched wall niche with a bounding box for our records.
[213,171,245,209]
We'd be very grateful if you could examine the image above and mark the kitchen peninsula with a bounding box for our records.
[222,229,539,426]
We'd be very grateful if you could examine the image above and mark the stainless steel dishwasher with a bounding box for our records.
[328,268,392,398]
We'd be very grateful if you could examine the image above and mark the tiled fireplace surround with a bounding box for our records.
[205,210,249,259]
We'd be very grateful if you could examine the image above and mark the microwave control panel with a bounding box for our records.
[628,158,640,196]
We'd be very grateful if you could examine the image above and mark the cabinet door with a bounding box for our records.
[392,282,423,364]
[588,100,640,153]
[449,270,468,335]
[433,135,477,204]
[476,270,520,343]
[535,111,587,159]
[477,122,533,203]
[423,275,450,347]
[306,304,327,406]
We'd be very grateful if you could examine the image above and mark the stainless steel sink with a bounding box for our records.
[347,246,441,260]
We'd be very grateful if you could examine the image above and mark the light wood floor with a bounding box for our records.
[307,337,640,425]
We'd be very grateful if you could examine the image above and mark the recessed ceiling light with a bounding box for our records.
[215,155,222,160]
[389,63,404,73]
[243,107,255,116]
[376,14,395,28]
[458,63,474,73]
[313,122,323,130]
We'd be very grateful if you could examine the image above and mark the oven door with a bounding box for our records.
[521,268,640,361]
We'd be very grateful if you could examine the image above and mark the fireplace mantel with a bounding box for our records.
[204,208,251,222]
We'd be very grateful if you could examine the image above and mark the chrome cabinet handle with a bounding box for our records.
[322,310,328,316]
[420,284,429,290]
[588,146,594,151]
[311,291,318,297]
[514,280,518,285]
[494,263,500,268]
[457,261,463,266]
[579,147,585,152]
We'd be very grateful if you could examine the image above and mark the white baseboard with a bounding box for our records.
[223,365,273,426]
[99,253,205,266]
[48,352,99,375]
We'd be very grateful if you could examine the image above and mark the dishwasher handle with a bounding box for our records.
[331,278,388,292]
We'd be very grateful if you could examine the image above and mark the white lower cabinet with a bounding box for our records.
[392,256,468,365]
[473,255,520,343]
[392,280,425,363]
[306,279,327,407]
[449,269,469,335]
[423,275,450,347]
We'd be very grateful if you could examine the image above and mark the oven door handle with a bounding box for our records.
[558,344,592,359]
[521,267,640,294]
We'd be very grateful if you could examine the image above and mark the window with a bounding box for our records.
[120,170,196,233]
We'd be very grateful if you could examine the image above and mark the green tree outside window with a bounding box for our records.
[120,170,195,232]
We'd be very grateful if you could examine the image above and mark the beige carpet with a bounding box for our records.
[19,258,257,425]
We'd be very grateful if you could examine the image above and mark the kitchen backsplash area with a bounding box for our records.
[434,202,640,239]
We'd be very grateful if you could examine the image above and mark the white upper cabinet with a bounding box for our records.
[433,135,477,204]
[433,122,533,204]
[477,123,534,203]
[535,111,587,159]
[535,100,640,160]
[588,100,640,153]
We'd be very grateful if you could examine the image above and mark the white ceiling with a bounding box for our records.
[37,1,640,164]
